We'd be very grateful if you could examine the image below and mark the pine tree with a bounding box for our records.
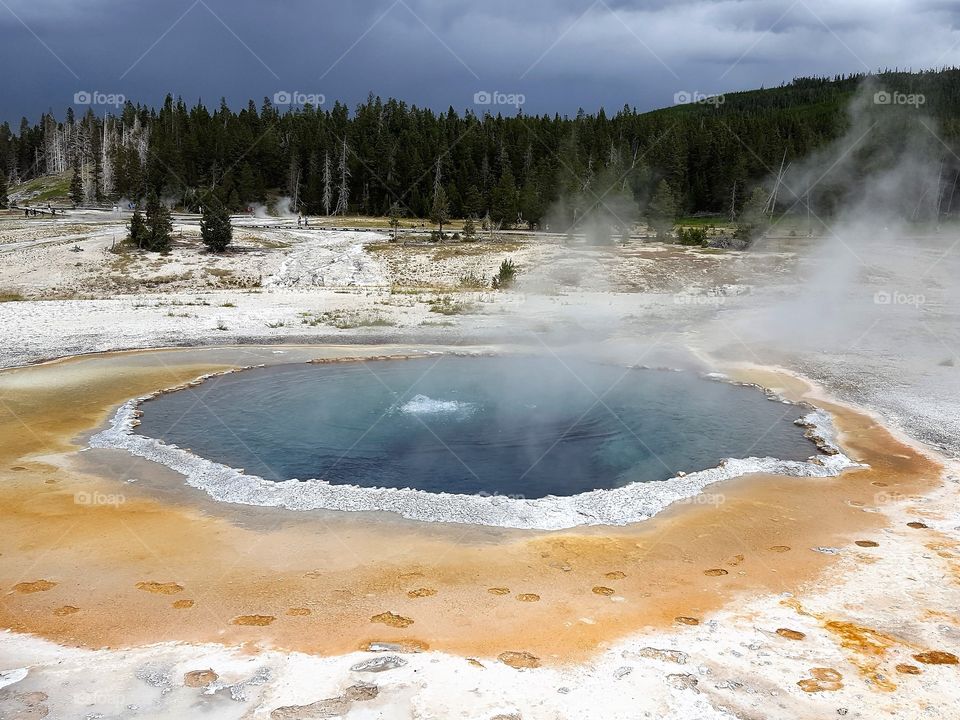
[70,164,84,206]
[462,186,484,219]
[129,207,149,248]
[201,199,233,252]
[490,169,518,226]
[646,179,678,237]
[0,170,8,209]
[143,192,172,251]
[462,216,476,240]
[388,202,402,241]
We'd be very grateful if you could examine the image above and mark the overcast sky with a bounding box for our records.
[1,0,958,123]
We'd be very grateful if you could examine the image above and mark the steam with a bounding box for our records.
[723,79,952,352]
[273,197,298,219]
[543,165,641,246]
[249,198,298,219]
[249,203,270,219]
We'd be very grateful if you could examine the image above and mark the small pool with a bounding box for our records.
[134,355,818,499]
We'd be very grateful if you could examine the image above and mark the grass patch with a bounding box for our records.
[249,236,292,249]
[431,241,521,261]
[205,267,235,278]
[300,311,396,329]
[0,290,25,302]
[14,172,71,203]
[429,296,476,315]
[458,273,488,289]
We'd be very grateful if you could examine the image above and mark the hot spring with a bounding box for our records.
[132,355,823,500]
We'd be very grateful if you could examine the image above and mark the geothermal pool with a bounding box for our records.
[133,356,819,499]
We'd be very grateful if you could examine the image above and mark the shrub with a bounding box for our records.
[491,258,517,289]
[676,226,708,246]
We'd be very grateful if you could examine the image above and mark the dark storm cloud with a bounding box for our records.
[0,0,958,122]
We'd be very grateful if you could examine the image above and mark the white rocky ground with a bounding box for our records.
[2,209,960,718]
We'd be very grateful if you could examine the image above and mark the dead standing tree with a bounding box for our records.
[334,138,350,216]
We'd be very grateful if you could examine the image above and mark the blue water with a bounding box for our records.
[136,356,817,498]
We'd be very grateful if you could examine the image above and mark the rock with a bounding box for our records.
[135,581,183,595]
[6,690,48,719]
[715,679,743,690]
[798,668,843,693]
[271,698,349,719]
[270,682,379,718]
[407,587,437,598]
[592,586,615,596]
[344,683,379,702]
[498,651,541,669]
[361,640,428,653]
[613,666,633,679]
[370,611,414,628]
[775,628,806,641]
[811,547,841,555]
[184,669,219,688]
[635,647,688,665]
[666,674,699,693]
[912,650,958,665]
[12,580,56,594]
[232,614,275,626]
[350,656,407,673]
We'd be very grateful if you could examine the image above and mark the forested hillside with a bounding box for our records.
[2,68,960,225]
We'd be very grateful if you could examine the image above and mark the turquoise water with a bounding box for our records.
[136,356,816,498]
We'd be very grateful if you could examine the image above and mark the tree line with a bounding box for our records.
[3,68,960,226]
